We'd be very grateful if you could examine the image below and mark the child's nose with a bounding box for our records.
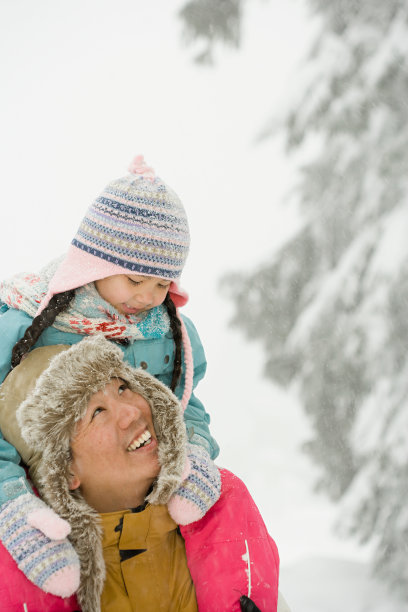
[134,288,154,306]
[117,402,142,429]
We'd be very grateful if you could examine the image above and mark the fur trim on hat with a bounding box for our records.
[16,335,187,612]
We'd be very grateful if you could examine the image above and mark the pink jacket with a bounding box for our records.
[181,469,280,611]
[0,541,79,611]
[0,469,278,611]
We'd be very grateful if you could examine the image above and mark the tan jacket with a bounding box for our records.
[100,505,197,612]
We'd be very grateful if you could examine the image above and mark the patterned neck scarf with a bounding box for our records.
[0,258,170,341]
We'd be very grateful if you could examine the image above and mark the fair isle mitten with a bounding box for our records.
[0,491,80,597]
[167,443,221,525]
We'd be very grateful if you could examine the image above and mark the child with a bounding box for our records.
[0,155,220,596]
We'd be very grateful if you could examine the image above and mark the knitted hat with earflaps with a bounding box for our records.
[14,335,188,612]
[35,155,194,409]
[37,155,190,314]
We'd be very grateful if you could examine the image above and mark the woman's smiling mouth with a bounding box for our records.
[127,429,152,452]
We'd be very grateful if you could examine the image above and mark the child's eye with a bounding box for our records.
[127,277,142,286]
[158,283,170,289]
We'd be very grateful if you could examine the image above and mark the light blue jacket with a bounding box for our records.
[0,304,219,503]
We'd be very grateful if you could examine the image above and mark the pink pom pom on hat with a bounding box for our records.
[37,155,190,314]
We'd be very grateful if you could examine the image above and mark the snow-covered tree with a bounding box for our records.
[179,0,242,64]
[180,0,408,597]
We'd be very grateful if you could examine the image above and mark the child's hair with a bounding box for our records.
[163,293,183,392]
[11,292,183,392]
[11,290,76,370]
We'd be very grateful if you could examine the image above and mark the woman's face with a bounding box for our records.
[69,378,160,512]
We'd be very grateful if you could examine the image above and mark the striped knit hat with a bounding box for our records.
[38,155,190,314]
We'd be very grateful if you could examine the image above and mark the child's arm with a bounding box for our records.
[178,315,220,460]
[184,389,220,459]
[166,316,222,524]
[0,305,80,596]
[0,306,35,487]
[0,305,34,384]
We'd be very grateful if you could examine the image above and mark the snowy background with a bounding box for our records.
[0,1,406,610]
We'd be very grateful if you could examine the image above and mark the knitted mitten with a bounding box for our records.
[189,432,212,456]
[167,443,221,525]
[0,491,80,597]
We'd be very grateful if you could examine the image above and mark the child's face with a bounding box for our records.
[95,274,171,315]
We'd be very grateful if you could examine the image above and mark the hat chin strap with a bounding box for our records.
[179,314,193,411]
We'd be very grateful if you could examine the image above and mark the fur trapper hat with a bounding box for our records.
[13,335,187,612]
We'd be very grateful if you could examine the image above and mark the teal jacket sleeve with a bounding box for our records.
[177,316,220,460]
[0,306,34,384]
[0,306,35,503]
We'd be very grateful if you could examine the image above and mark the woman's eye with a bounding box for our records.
[92,407,104,420]
[118,383,129,394]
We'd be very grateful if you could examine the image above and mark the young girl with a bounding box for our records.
[0,155,220,597]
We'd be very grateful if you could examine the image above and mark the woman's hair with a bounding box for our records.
[11,289,184,393]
